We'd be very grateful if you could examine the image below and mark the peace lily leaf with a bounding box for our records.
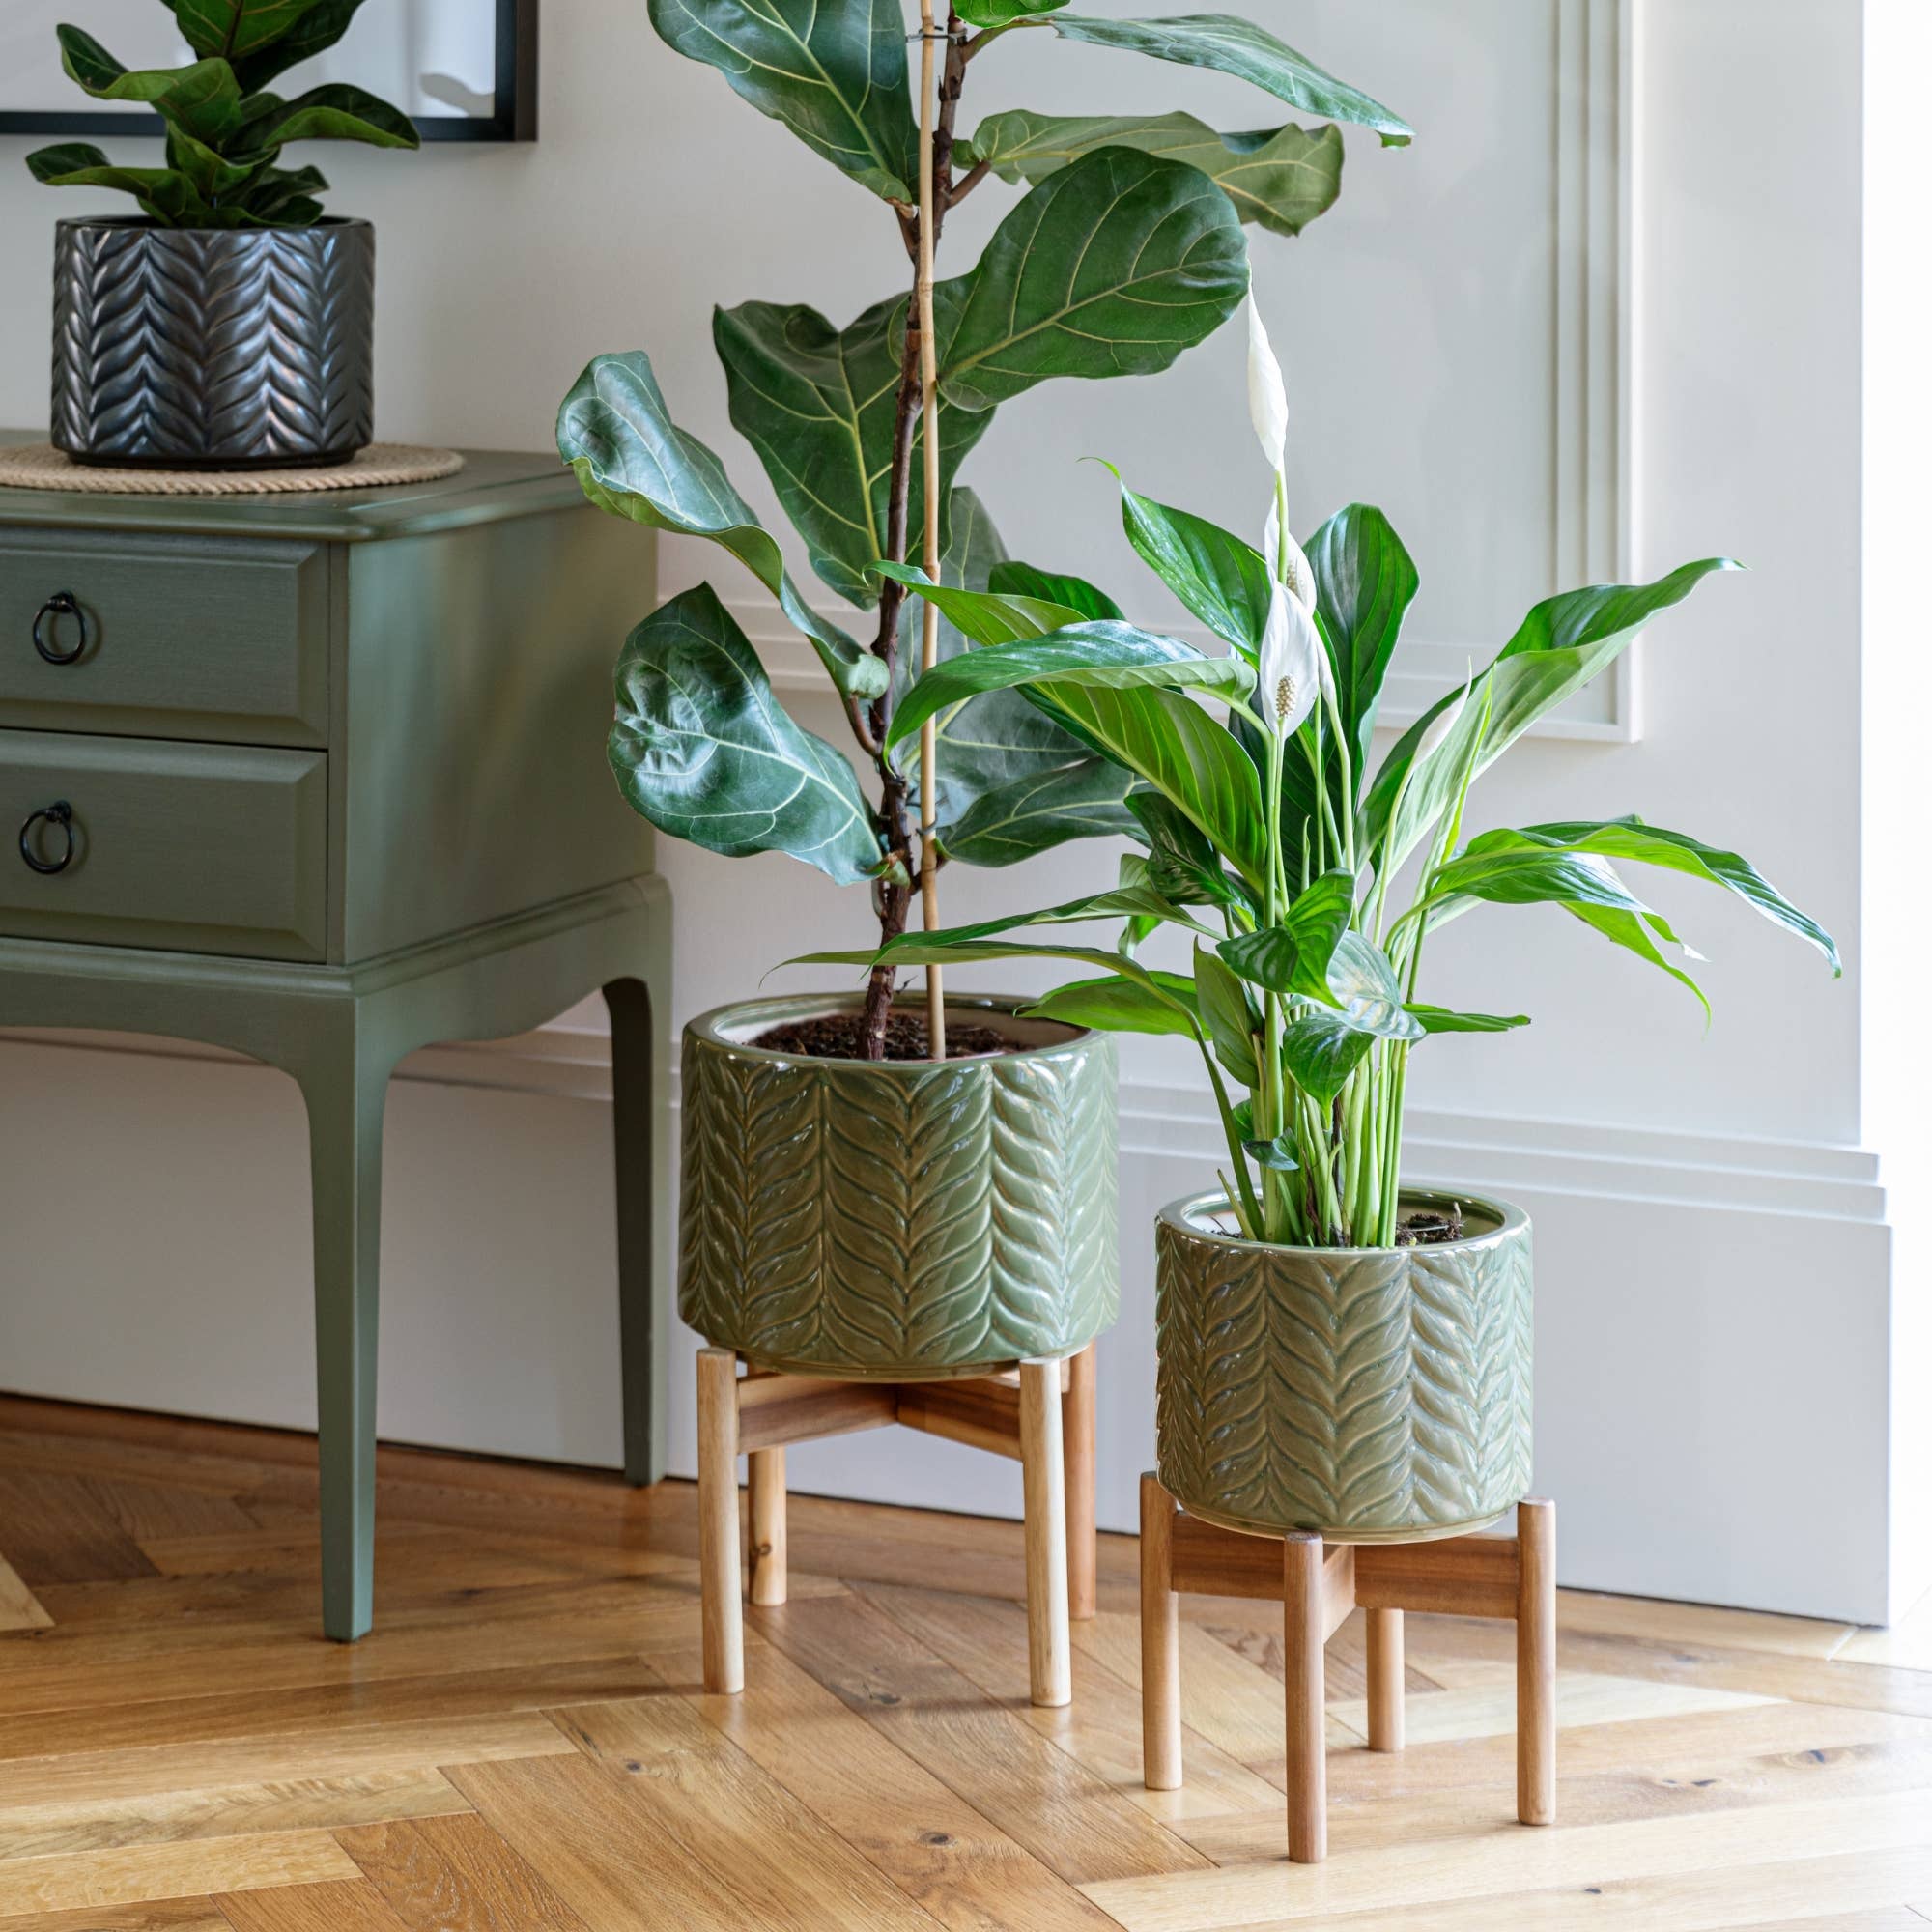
[1244,1134,1300,1171]
[25,145,207,222]
[874,567,1087,645]
[942,759,1138,867]
[1194,941,1260,1087]
[714,296,992,608]
[1496,818,1841,974]
[1420,845,1659,920]
[1034,679,1270,892]
[895,863,1212,949]
[884,623,1253,753]
[1305,504,1420,770]
[959,110,1344,238]
[1127,792,1253,912]
[608,586,881,884]
[1040,14,1412,146]
[556,352,886,701]
[1282,1009,1376,1107]
[1217,869,1356,1003]
[1367,558,1741,868]
[1023,973,1199,1037]
[1114,474,1277,655]
[938,149,1248,412]
[647,0,920,200]
[887,489,1101,840]
[1321,932,1424,1040]
[238,84,419,152]
[1406,1005,1531,1034]
[1564,902,1710,1018]
[989,561,1122,622]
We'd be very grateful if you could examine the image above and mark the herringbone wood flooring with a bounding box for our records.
[0,1394,1926,1928]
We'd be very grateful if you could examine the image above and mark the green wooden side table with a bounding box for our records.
[0,446,671,1641]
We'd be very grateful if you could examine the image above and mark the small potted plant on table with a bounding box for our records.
[557,1,1407,1704]
[840,298,1839,1836]
[26,1,419,468]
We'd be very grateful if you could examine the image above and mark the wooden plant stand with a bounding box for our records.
[1140,1476,1556,1863]
[698,1343,1099,1706]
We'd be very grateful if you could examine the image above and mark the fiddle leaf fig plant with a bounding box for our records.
[560,2,1407,1060]
[24,1,418,227]
[811,298,1841,1238]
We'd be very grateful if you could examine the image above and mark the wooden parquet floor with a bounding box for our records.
[0,1396,1927,1930]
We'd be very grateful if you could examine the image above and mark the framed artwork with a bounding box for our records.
[0,0,538,143]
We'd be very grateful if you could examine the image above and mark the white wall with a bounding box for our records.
[0,1,1910,1620]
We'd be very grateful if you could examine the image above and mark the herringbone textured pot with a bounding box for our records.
[1155,1190,1532,1541]
[679,996,1119,1377]
[51,217,375,468]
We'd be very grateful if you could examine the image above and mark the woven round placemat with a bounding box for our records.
[0,442,464,496]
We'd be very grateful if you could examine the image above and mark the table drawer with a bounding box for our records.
[0,729,327,960]
[0,530,328,746]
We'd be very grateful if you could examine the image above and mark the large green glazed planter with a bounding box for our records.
[1154,1189,1532,1542]
[679,994,1119,1378]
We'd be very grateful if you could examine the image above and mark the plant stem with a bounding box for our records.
[857,11,969,1061]
[915,0,948,1060]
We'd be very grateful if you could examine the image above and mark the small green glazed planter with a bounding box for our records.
[1154,1189,1532,1542]
[679,994,1119,1378]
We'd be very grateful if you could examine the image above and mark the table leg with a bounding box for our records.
[298,1031,392,1644]
[603,973,657,1487]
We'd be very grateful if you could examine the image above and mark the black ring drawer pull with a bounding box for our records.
[33,591,85,665]
[19,801,75,875]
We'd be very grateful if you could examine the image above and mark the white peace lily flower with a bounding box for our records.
[1258,580,1321,738]
[1245,294,1289,471]
[1263,496,1316,615]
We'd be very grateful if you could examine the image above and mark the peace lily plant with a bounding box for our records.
[821,298,1841,1249]
[556,0,1408,1063]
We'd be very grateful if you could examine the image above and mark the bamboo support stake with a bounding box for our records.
[915,3,946,1059]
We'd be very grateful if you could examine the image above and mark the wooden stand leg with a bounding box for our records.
[1140,1474,1181,1790]
[696,1348,744,1694]
[1283,1531,1327,1864]
[748,1447,787,1608]
[1517,1496,1556,1825]
[1366,1606,1405,1752]
[1065,1343,1097,1622]
[1019,1359,1072,1709]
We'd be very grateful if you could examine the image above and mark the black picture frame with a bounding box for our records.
[0,0,538,144]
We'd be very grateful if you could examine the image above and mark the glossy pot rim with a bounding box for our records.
[53,214,373,237]
[685,991,1097,1069]
[1157,1187,1530,1258]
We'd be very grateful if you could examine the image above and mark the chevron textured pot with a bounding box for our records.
[1155,1189,1533,1542]
[51,217,375,469]
[679,995,1119,1378]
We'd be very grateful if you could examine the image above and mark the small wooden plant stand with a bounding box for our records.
[697,1344,1098,1706]
[1140,1476,1556,1863]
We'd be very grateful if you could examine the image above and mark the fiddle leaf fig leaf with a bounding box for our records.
[648,0,920,200]
[25,144,209,222]
[167,0,337,63]
[954,0,1070,24]
[608,585,882,884]
[225,0,366,92]
[1040,14,1412,146]
[557,352,887,702]
[714,296,994,609]
[237,83,419,153]
[938,148,1248,412]
[960,110,1344,238]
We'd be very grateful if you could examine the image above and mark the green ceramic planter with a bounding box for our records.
[679,994,1119,1378]
[1154,1189,1532,1542]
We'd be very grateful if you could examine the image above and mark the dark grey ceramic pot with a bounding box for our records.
[679,994,1120,1378]
[51,216,375,469]
[1155,1188,1534,1542]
